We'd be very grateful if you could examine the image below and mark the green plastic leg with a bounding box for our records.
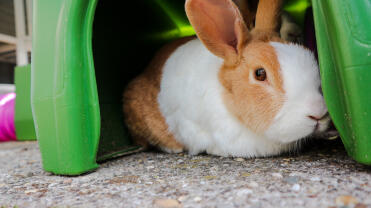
[312,0,371,164]
[32,0,100,175]
[15,65,36,141]
[32,0,192,175]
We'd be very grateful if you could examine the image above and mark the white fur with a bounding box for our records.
[157,39,327,157]
[265,42,328,143]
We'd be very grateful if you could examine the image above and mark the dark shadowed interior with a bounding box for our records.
[92,0,190,160]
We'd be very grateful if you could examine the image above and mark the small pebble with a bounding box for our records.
[335,195,358,206]
[156,179,165,183]
[154,198,182,208]
[284,176,300,184]
[289,172,300,177]
[248,181,259,188]
[63,179,73,184]
[355,203,367,208]
[204,175,218,180]
[178,195,188,202]
[310,177,321,182]
[234,158,245,162]
[194,196,202,202]
[240,172,251,177]
[272,173,283,179]
[291,184,301,192]
[24,189,38,194]
[236,188,253,196]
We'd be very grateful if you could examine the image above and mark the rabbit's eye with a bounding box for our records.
[254,68,266,81]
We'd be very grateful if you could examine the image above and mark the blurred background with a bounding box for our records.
[0,0,32,93]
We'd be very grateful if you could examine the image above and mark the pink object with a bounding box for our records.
[0,93,16,141]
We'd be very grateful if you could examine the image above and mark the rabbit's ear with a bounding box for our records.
[186,0,249,62]
[254,0,283,33]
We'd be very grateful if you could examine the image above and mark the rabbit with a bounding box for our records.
[123,0,330,157]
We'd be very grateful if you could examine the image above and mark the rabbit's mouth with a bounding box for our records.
[316,115,329,132]
[312,116,339,139]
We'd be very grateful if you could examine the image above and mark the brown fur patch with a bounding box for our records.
[123,37,195,152]
[219,42,285,133]
[254,0,283,32]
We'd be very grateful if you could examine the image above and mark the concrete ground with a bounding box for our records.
[0,139,370,208]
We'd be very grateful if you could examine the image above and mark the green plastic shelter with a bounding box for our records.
[32,0,371,175]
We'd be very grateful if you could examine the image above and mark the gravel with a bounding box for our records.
[0,139,371,208]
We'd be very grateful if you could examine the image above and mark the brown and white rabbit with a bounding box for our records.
[123,0,329,157]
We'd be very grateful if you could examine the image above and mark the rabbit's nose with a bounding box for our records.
[308,112,328,121]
